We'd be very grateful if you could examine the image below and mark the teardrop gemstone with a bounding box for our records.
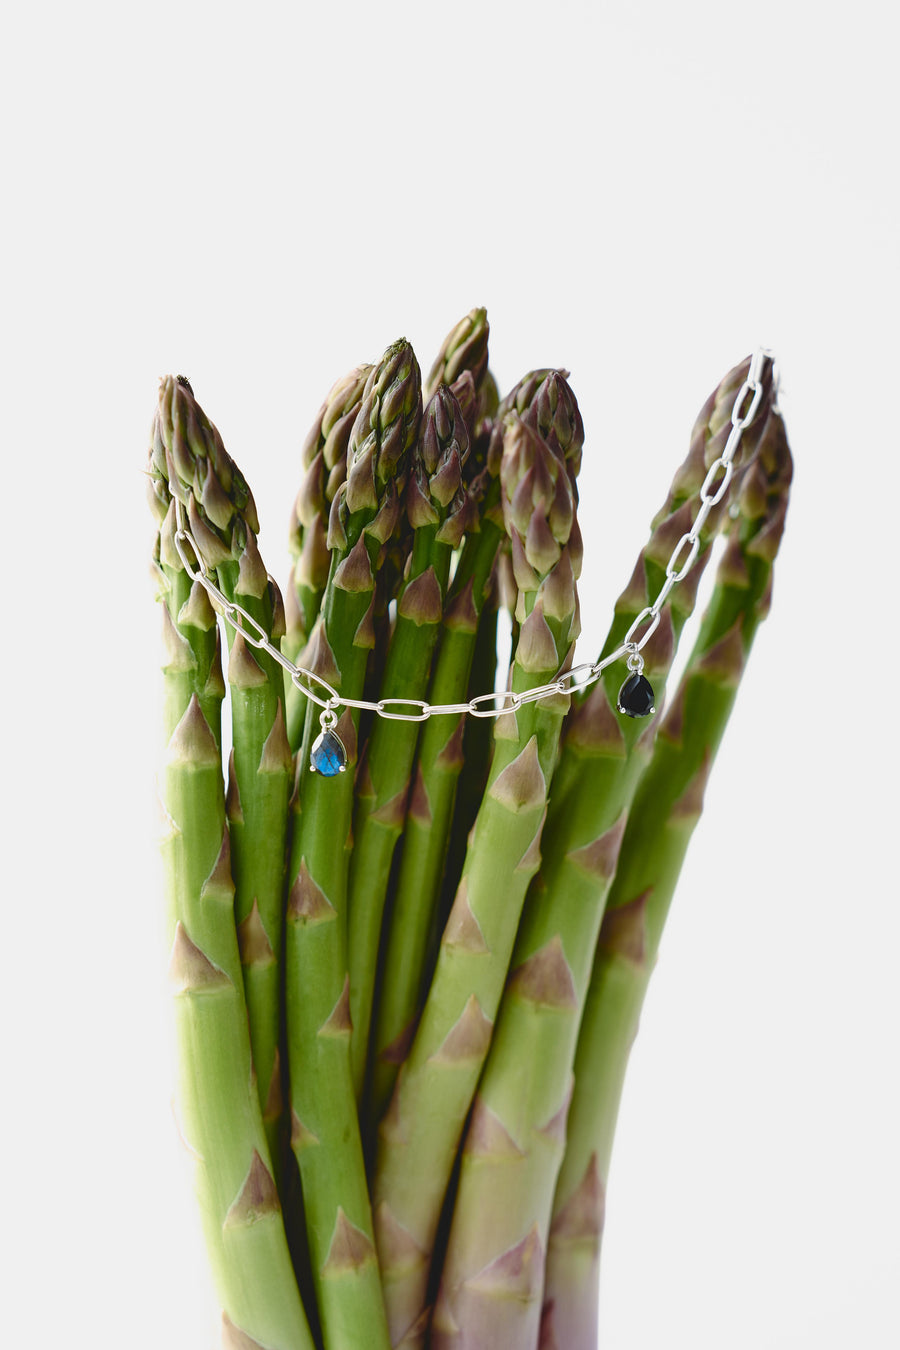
[310,728,347,776]
[617,672,656,718]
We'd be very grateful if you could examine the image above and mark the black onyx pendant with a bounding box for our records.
[310,725,347,776]
[617,672,656,718]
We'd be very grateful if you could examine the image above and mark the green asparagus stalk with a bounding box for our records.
[285,339,421,1350]
[347,384,473,1102]
[429,355,778,1348]
[372,410,580,1348]
[149,395,315,1350]
[542,395,792,1350]
[285,363,373,750]
[368,370,582,1128]
[366,508,502,1125]
[155,376,293,1183]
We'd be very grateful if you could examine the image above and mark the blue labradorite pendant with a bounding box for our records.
[617,672,656,718]
[310,712,347,777]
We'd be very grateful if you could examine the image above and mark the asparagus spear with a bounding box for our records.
[368,371,582,1127]
[155,376,293,1183]
[446,368,583,869]
[542,395,792,1350]
[358,306,489,728]
[372,409,580,1348]
[347,384,472,1102]
[285,364,373,750]
[149,392,315,1350]
[285,339,421,1350]
[430,355,778,1348]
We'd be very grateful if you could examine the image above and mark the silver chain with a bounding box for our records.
[171,348,776,723]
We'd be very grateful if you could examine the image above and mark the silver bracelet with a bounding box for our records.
[171,347,776,777]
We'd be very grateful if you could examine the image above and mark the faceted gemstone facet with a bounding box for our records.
[310,728,347,776]
[617,672,656,718]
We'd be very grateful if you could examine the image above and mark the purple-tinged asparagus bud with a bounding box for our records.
[523,370,585,484]
[352,339,423,486]
[151,376,258,568]
[484,369,562,480]
[302,364,374,474]
[406,384,475,551]
[424,307,490,401]
[155,375,259,548]
[407,386,467,524]
[290,363,373,555]
[336,340,422,545]
[500,417,574,586]
[448,370,477,437]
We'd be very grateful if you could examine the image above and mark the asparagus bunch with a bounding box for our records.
[148,321,792,1350]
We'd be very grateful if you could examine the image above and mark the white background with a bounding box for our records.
[3,2,897,1346]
